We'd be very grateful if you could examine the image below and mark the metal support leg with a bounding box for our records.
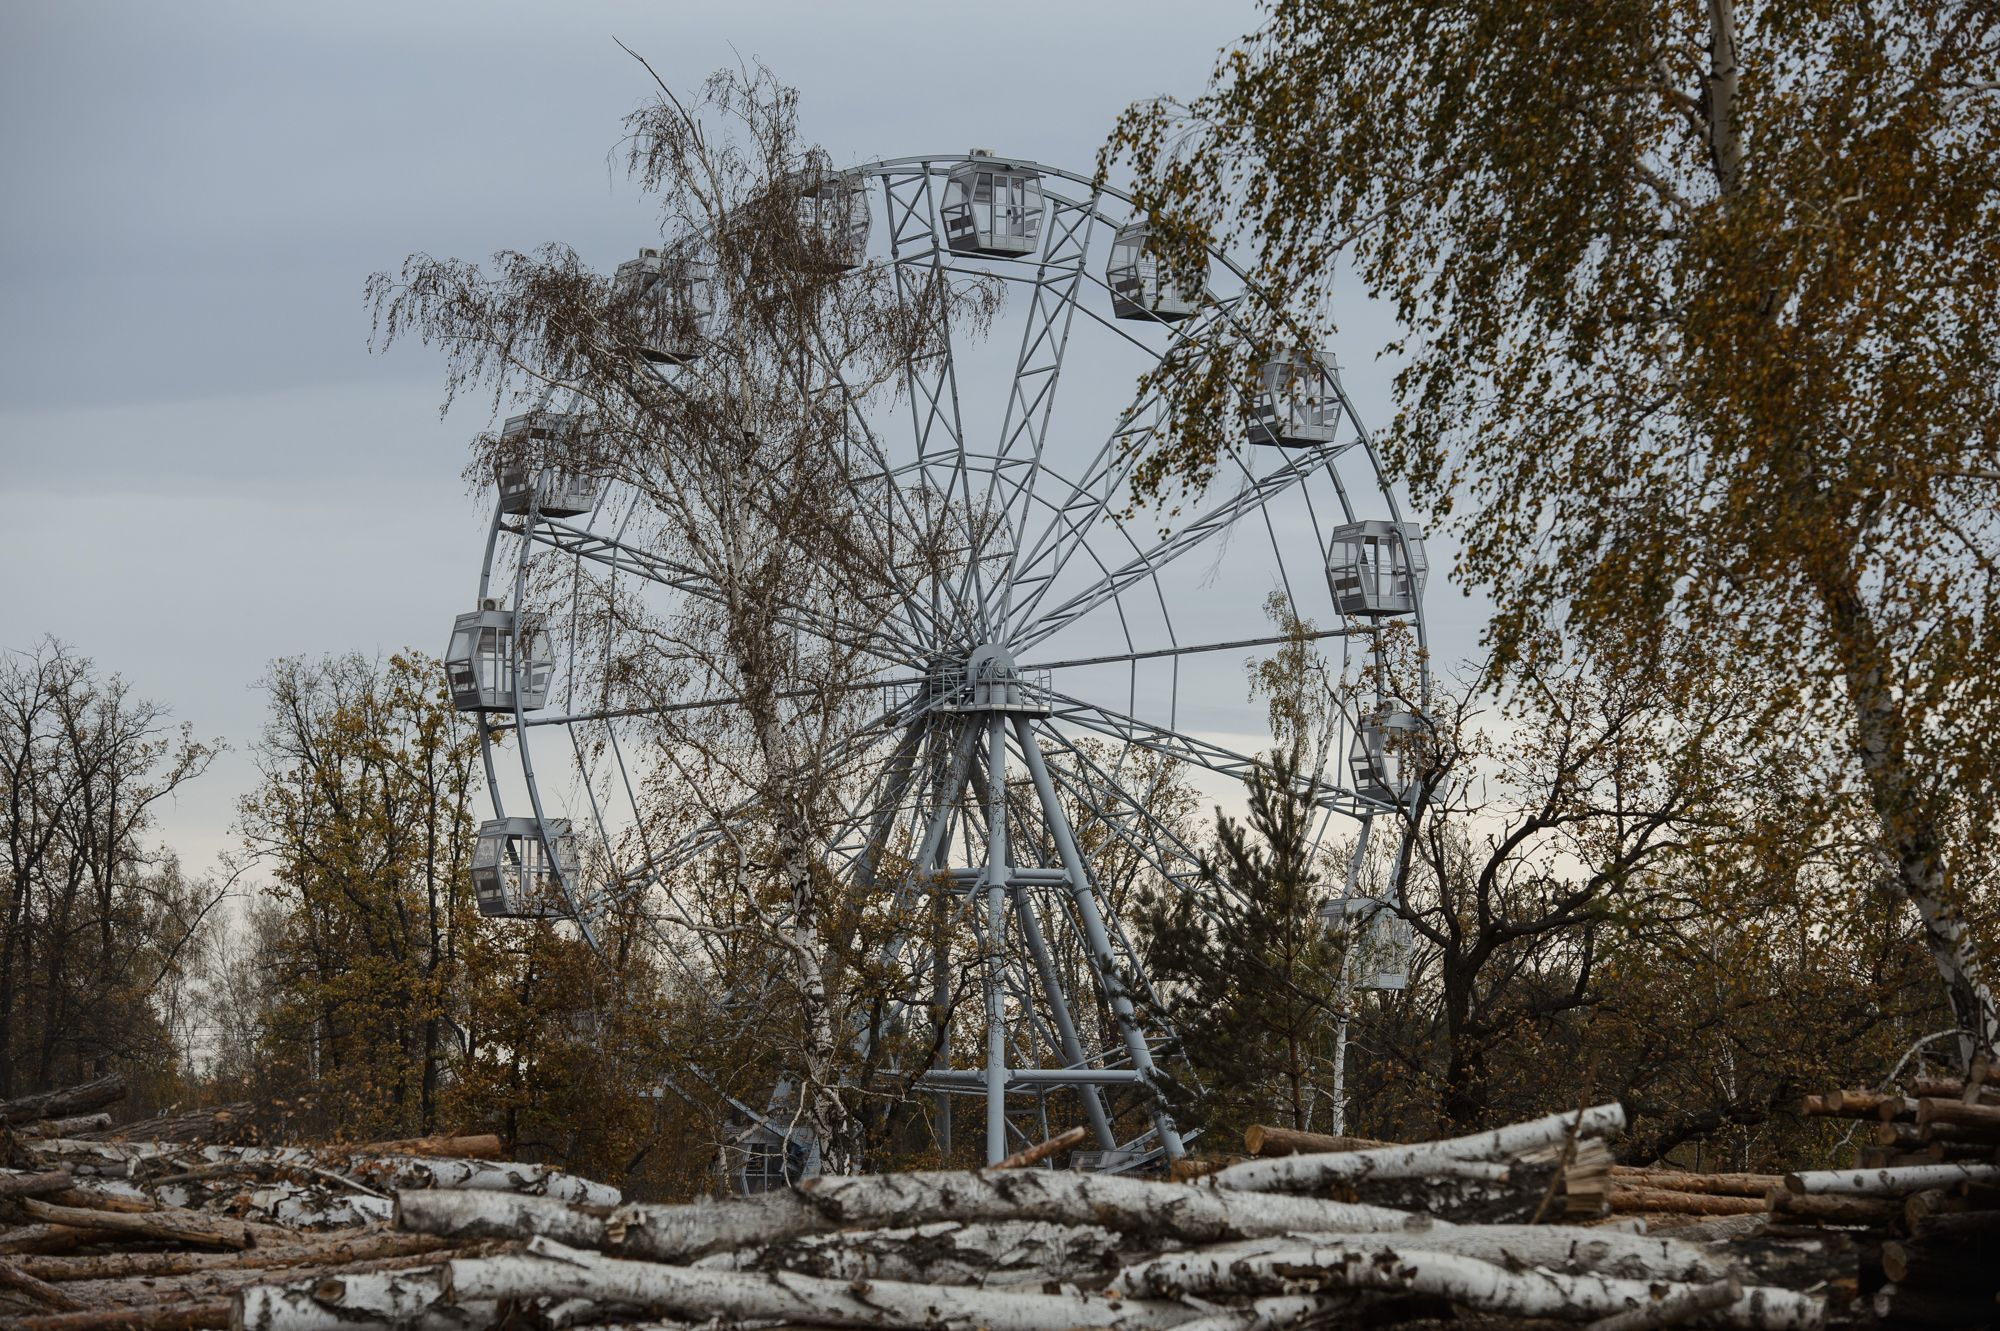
[1012,716,1185,1160]
[1014,887,1117,1150]
[982,715,1011,1165]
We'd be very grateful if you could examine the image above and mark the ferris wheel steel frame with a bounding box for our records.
[461,152,1431,1177]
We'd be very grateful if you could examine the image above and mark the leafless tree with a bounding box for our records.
[0,638,219,1099]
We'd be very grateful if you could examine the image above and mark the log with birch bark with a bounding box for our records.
[211,1150,618,1207]
[21,1233,451,1283]
[248,1236,1204,1331]
[604,1168,1419,1262]
[691,1218,1131,1287]
[15,1198,284,1250]
[1126,1224,1731,1283]
[1782,1161,2000,1195]
[1581,1278,1742,1331]
[1209,1102,1626,1193]
[394,1189,608,1248]
[1762,1190,1902,1225]
[1113,1241,1824,1330]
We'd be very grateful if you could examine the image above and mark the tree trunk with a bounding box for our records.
[1116,1241,1818,1331]
[1818,569,2000,1067]
[1211,1103,1625,1193]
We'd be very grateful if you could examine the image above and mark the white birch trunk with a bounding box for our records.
[605,1168,1417,1261]
[1157,1297,1345,1331]
[1168,1223,1729,1283]
[442,1236,1220,1330]
[692,1218,1128,1286]
[1117,1242,1822,1331]
[395,1189,609,1247]
[234,1272,495,1331]
[1782,1162,2000,1196]
[1211,1102,1626,1193]
[201,1147,619,1206]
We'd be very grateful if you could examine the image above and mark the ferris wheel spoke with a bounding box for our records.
[1010,438,1353,655]
[881,163,991,625]
[503,674,924,730]
[524,516,927,669]
[969,185,1099,630]
[1022,625,1356,677]
[1043,690,1367,815]
[631,697,920,883]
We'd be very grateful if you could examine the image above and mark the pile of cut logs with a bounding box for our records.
[3,1071,1990,1329]
[1793,1060,2000,1326]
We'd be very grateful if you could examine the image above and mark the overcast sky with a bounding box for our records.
[0,0,1489,878]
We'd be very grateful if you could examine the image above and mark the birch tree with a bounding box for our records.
[1108,0,2000,1065]
[369,64,998,1172]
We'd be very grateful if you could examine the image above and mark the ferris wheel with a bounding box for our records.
[443,151,1430,1179]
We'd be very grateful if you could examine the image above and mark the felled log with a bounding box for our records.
[1914,1095,2000,1136]
[1822,1088,1902,1117]
[223,1149,618,1207]
[1139,1223,1730,1283]
[989,1124,1086,1170]
[694,1218,1129,1287]
[1609,1188,1767,1216]
[1782,1161,2000,1195]
[0,1076,126,1127]
[22,1233,448,1282]
[604,1169,1416,1263]
[65,1242,500,1311]
[0,1258,83,1311]
[1209,1102,1625,1193]
[232,1269,493,1331]
[1910,1073,2000,1100]
[1880,1238,1995,1289]
[0,1225,107,1257]
[346,1134,502,1161]
[395,1189,608,1248]
[1911,1207,2000,1239]
[1872,1096,1921,1122]
[44,1181,157,1213]
[1114,1240,1823,1330]
[1,1300,231,1331]
[1241,1124,1392,1157]
[1608,1167,1781,1197]
[1341,1167,1554,1223]
[1870,1282,2000,1326]
[0,1171,74,1198]
[248,1235,1208,1331]
[16,1198,280,1250]
[81,1104,254,1146]
[13,1140,170,1175]
[18,1116,112,1139]
[1581,1279,1742,1331]
[1166,1156,1241,1182]
[1764,1191,1902,1225]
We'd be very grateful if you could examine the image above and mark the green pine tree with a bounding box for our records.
[1137,747,1347,1142]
